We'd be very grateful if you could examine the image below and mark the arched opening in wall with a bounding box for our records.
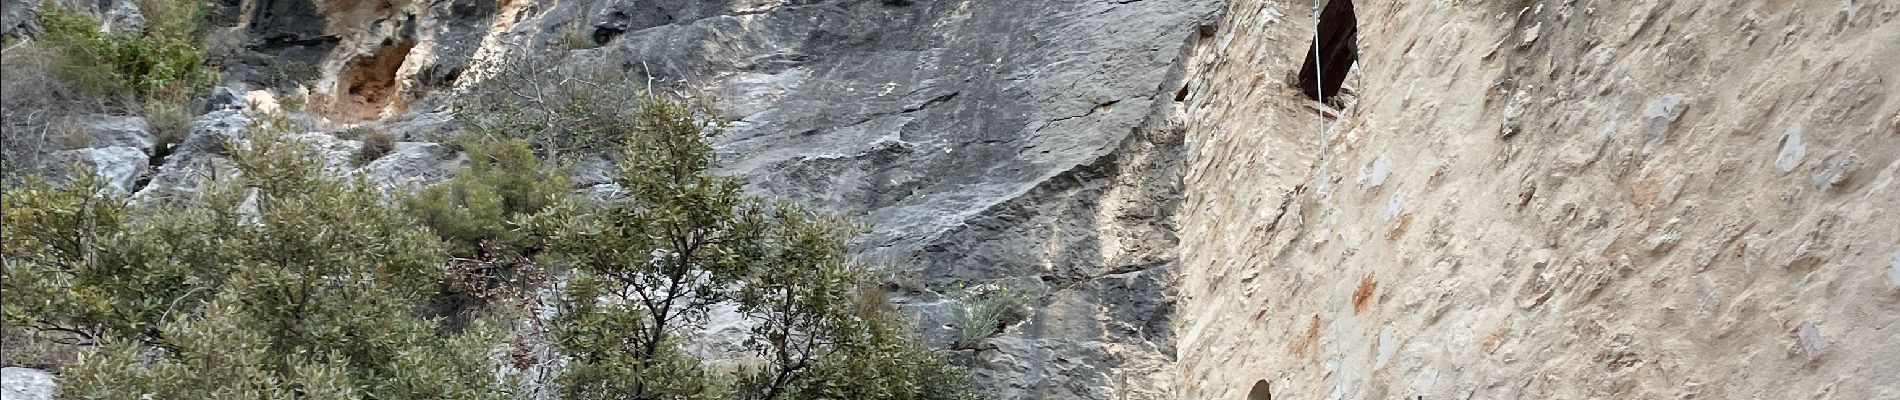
[1247,380,1272,400]
[330,38,415,122]
[1296,0,1356,104]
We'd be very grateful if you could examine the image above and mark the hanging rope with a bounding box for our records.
[1312,0,1327,152]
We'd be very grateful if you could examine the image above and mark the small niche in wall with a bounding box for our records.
[1247,380,1272,400]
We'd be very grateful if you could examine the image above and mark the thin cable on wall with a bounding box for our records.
[1312,1,1326,154]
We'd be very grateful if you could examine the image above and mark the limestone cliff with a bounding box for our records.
[1175,0,1899,398]
[123,0,1225,398]
[7,0,1899,398]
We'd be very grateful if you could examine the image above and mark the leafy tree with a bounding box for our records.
[1,168,231,346]
[527,92,983,400]
[787,303,983,400]
[731,205,869,399]
[529,93,764,400]
[1,118,507,399]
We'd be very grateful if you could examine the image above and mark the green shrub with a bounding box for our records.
[452,56,651,160]
[135,0,205,42]
[38,4,212,101]
[526,93,983,400]
[402,138,567,304]
[354,130,396,165]
[1,118,507,398]
[952,284,1041,348]
[788,306,985,400]
[144,96,194,152]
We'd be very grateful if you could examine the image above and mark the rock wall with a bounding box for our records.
[1175,0,1900,399]
[26,0,1899,398]
[212,0,1228,397]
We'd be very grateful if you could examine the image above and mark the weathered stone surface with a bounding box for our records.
[98,0,144,34]
[46,146,149,193]
[203,87,246,113]
[1889,251,1899,289]
[0,0,35,36]
[1176,1,1900,399]
[460,1,1218,395]
[81,116,158,155]
[136,111,251,201]
[363,141,463,191]
[0,367,53,400]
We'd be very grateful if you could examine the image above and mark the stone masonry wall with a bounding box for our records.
[1175,0,1900,398]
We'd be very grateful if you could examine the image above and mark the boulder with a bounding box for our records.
[98,0,144,34]
[46,146,149,193]
[1,367,54,400]
[364,142,463,192]
[135,111,251,202]
[81,116,158,156]
[0,0,35,35]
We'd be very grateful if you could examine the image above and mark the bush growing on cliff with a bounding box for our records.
[1,0,212,181]
[38,5,212,101]
[951,284,1040,348]
[451,54,652,160]
[526,93,982,400]
[353,129,396,165]
[402,138,569,324]
[0,118,507,398]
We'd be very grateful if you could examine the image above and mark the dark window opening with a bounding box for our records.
[1297,0,1357,104]
[1247,380,1272,400]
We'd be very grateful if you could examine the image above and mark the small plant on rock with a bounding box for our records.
[354,130,396,165]
[952,283,1041,349]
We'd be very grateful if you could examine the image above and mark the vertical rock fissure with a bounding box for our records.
[1296,0,1355,103]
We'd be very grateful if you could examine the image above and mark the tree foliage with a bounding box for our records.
[528,92,982,400]
[37,4,211,101]
[3,51,984,398]
[1,118,506,399]
[451,55,647,160]
[402,137,569,325]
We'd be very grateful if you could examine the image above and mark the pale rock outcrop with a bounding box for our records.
[0,367,53,400]
[136,110,250,201]
[45,146,148,193]
[80,116,158,155]
[363,141,463,191]
[96,0,143,34]
[33,116,158,193]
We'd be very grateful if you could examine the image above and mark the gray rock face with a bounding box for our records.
[1,367,54,400]
[203,87,247,114]
[22,115,158,193]
[488,0,1217,396]
[135,111,250,201]
[81,116,158,155]
[364,142,464,191]
[107,0,1218,396]
[98,0,144,34]
[46,146,149,193]
[0,0,35,35]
